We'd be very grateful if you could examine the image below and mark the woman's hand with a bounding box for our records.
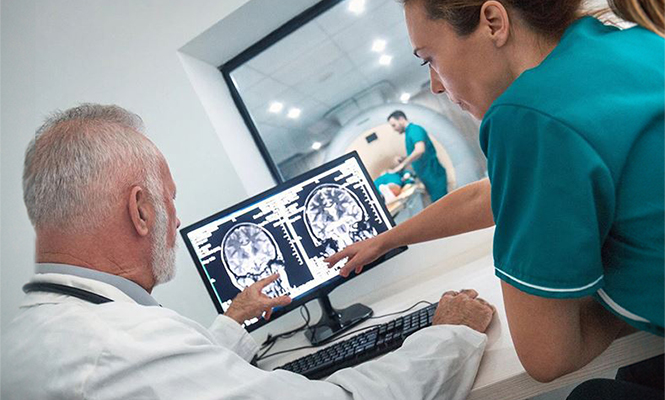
[325,235,389,277]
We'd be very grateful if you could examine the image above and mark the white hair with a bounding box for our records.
[23,103,164,232]
[151,194,177,285]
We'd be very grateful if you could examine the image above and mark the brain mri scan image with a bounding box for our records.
[184,155,398,327]
[304,184,376,257]
[221,223,291,297]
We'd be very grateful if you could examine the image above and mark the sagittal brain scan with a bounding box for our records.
[222,223,291,297]
[183,155,394,328]
[304,184,376,257]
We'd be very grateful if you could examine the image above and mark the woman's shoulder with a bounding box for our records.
[484,18,663,152]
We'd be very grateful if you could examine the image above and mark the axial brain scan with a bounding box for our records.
[221,223,291,297]
[304,184,376,256]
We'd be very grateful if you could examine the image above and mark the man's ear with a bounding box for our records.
[128,185,151,237]
[480,1,510,48]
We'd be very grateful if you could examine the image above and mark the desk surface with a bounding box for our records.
[257,235,663,400]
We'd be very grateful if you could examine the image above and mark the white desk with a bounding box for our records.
[256,232,664,400]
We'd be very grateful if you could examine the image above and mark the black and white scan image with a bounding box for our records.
[303,184,376,258]
[222,223,291,298]
[187,158,393,311]
[279,158,389,278]
[187,200,313,306]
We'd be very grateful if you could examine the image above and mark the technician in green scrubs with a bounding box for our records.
[327,0,664,398]
[387,110,448,201]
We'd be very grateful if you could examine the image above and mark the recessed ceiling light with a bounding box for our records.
[348,0,365,14]
[379,54,393,66]
[400,93,411,103]
[287,108,301,119]
[268,102,283,113]
[311,142,322,150]
[371,39,386,53]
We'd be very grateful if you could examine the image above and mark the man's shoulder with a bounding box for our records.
[406,123,428,140]
[4,300,216,357]
[407,123,426,132]
[92,301,217,344]
[3,301,219,394]
[2,302,109,398]
[2,299,229,399]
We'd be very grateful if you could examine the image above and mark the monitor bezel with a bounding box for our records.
[179,151,407,332]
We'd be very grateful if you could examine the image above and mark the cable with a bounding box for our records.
[255,340,277,362]
[254,304,312,362]
[256,344,317,361]
[258,322,387,362]
[262,305,311,345]
[255,299,434,362]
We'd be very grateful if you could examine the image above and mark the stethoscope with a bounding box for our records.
[23,282,113,304]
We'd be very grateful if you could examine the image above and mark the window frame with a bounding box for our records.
[219,0,344,183]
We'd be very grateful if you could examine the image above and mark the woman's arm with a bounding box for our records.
[327,178,494,277]
[501,282,627,382]
[383,177,493,249]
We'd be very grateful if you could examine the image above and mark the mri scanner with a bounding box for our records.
[324,103,485,222]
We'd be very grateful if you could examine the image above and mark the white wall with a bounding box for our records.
[0,0,259,330]
[177,52,274,197]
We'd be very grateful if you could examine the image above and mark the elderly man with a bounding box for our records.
[1,104,494,400]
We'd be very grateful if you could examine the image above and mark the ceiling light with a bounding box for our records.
[400,93,411,103]
[268,102,283,113]
[287,108,301,119]
[311,142,322,150]
[348,0,365,14]
[371,39,386,53]
[379,54,393,66]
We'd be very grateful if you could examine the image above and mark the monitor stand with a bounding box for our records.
[305,294,373,346]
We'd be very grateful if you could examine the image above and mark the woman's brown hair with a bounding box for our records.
[608,0,664,37]
[401,0,664,38]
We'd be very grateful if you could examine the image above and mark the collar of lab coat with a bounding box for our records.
[21,263,160,308]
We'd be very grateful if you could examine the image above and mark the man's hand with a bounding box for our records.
[433,289,495,333]
[224,273,292,324]
[325,235,387,277]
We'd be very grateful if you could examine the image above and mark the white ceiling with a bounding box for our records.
[229,0,430,163]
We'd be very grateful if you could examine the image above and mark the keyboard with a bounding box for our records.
[275,303,437,379]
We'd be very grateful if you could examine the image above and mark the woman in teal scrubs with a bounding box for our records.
[327,0,664,397]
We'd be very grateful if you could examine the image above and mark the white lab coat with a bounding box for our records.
[1,273,487,400]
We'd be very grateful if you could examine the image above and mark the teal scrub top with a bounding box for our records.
[405,123,448,201]
[479,17,664,336]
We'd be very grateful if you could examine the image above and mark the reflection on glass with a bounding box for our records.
[229,0,487,224]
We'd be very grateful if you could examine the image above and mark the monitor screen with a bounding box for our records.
[180,152,404,331]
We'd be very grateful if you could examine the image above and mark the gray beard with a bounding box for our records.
[151,199,177,285]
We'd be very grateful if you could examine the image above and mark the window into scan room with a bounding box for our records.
[224,0,487,224]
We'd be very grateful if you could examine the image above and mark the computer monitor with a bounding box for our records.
[180,152,407,344]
